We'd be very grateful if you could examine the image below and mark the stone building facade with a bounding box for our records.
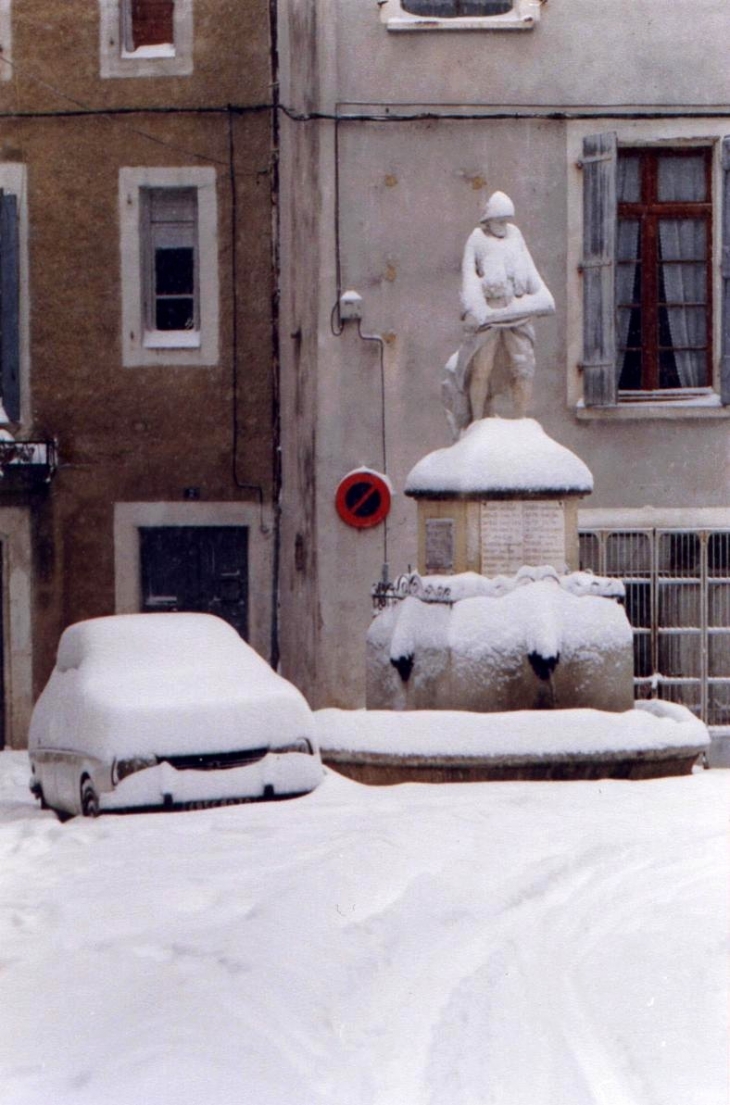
[0,1,276,747]
[276,0,730,762]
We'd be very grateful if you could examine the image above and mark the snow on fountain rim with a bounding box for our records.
[405,418,593,497]
[315,701,708,759]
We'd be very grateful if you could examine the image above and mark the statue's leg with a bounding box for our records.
[503,325,536,418]
[441,353,471,440]
[468,331,499,421]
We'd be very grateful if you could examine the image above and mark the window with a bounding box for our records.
[123,0,174,52]
[99,0,193,78]
[141,188,198,336]
[581,133,730,408]
[119,167,218,367]
[379,0,541,31]
[0,166,29,426]
[579,526,730,731]
[617,148,712,393]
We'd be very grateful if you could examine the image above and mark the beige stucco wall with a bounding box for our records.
[277,0,730,709]
[284,0,730,112]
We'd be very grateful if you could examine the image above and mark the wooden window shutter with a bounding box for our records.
[721,137,730,404]
[0,192,20,423]
[581,132,617,406]
[130,0,174,49]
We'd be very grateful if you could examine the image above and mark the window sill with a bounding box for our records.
[121,44,176,59]
[379,0,541,31]
[575,393,730,421]
[144,330,201,350]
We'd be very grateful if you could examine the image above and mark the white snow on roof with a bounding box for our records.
[315,700,708,758]
[405,417,593,496]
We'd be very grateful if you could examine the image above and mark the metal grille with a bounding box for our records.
[579,528,730,729]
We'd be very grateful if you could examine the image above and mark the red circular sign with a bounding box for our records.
[335,471,391,529]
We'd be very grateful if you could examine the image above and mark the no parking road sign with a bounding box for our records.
[335,469,392,529]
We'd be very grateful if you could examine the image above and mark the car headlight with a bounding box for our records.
[112,755,158,784]
[272,737,314,756]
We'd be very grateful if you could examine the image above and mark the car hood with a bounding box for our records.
[29,665,315,760]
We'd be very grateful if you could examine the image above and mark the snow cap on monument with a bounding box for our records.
[481,190,515,221]
[405,418,593,498]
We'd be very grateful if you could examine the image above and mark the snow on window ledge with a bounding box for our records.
[378,0,541,32]
[575,392,730,422]
[144,330,201,350]
[121,43,176,60]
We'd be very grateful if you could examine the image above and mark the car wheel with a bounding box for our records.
[80,778,100,818]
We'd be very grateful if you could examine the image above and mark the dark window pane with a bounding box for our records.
[658,219,706,262]
[131,0,174,48]
[578,532,600,573]
[658,680,702,717]
[659,264,707,306]
[657,154,707,203]
[605,532,651,576]
[156,298,195,331]
[625,581,651,628]
[148,188,196,226]
[617,155,641,203]
[633,632,652,678]
[658,532,701,576]
[708,533,730,577]
[617,220,641,262]
[155,248,194,295]
[658,582,701,626]
[618,349,643,390]
[709,584,730,628]
[707,682,730,726]
[709,634,730,677]
[402,0,511,12]
[658,633,701,677]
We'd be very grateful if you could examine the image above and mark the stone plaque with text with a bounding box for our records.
[481,500,565,576]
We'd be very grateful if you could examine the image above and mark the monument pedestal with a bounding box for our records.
[405,418,592,576]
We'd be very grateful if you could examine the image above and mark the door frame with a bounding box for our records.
[0,507,32,749]
[114,502,274,663]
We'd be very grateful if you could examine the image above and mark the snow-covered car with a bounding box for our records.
[28,613,323,818]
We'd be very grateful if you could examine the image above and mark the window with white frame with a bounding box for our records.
[119,167,218,367]
[579,526,730,731]
[141,187,198,335]
[379,0,541,31]
[580,133,730,408]
[99,0,193,78]
[0,166,28,426]
[123,0,174,52]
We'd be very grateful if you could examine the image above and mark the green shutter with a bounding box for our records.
[0,192,20,422]
[581,132,617,407]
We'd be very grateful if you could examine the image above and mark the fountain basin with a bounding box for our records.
[317,700,709,784]
[367,569,634,714]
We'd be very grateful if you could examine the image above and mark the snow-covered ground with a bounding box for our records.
[0,748,728,1105]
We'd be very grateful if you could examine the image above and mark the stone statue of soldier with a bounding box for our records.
[442,191,555,439]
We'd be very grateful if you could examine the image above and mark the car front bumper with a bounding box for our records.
[99,751,324,812]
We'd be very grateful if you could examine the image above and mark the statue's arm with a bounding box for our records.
[510,231,555,317]
[460,232,489,325]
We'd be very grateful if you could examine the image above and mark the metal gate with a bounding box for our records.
[140,526,249,641]
[579,528,730,730]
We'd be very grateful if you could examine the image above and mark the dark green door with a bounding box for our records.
[140,526,249,640]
